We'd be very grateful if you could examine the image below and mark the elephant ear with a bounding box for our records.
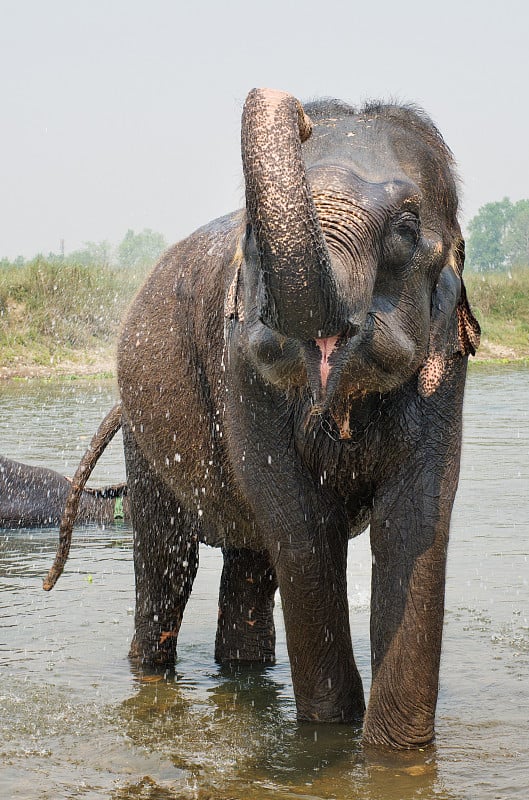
[418,239,480,399]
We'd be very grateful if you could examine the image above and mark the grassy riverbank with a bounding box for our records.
[465,268,529,361]
[1,259,528,377]
[0,258,145,378]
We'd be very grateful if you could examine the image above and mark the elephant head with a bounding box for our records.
[237,89,479,413]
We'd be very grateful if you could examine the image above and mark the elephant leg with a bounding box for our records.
[363,464,457,748]
[123,423,199,667]
[215,547,278,665]
[224,377,365,721]
[276,527,365,723]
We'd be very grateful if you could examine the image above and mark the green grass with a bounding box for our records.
[465,267,529,359]
[0,258,145,369]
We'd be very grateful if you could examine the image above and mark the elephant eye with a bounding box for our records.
[394,212,420,243]
[385,212,420,268]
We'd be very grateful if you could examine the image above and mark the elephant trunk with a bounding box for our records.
[241,88,350,341]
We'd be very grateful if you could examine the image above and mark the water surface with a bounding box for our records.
[1,370,528,799]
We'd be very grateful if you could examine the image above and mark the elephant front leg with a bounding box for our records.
[277,532,365,724]
[363,479,454,748]
[225,389,364,722]
[215,547,278,664]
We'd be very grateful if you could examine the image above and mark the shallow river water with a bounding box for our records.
[0,368,528,799]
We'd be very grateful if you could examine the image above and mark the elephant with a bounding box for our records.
[46,88,480,749]
[0,455,128,528]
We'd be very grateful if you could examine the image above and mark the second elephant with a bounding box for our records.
[0,455,128,528]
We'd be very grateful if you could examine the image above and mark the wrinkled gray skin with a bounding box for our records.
[117,88,480,748]
[0,456,128,528]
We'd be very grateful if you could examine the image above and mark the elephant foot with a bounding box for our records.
[214,617,276,665]
[362,701,435,749]
[295,684,366,725]
[128,624,179,668]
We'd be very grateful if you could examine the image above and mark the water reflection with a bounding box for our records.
[118,666,452,800]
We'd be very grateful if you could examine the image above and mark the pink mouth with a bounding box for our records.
[315,335,339,390]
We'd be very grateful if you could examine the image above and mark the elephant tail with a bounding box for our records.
[43,403,123,591]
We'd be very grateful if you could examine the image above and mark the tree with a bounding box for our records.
[68,240,114,267]
[0,256,25,268]
[116,229,167,270]
[466,198,513,272]
[504,200,529,269]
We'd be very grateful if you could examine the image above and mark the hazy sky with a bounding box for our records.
[2,0,528,259]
